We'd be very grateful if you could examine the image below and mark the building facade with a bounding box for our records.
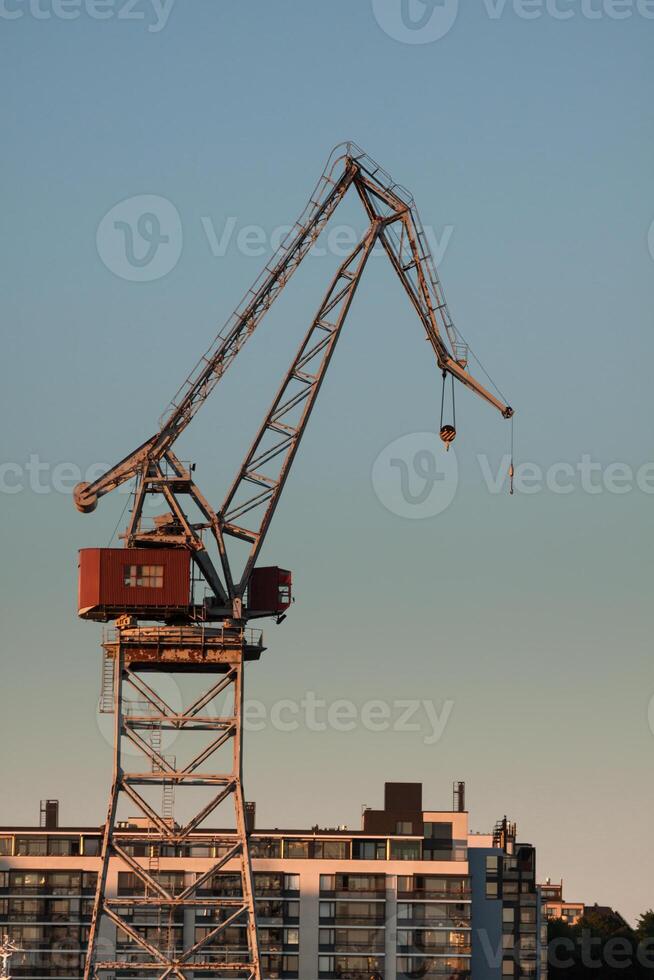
[0,784,546,980]
[538,881,584,926]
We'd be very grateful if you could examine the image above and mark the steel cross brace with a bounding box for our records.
[84,636,262,980]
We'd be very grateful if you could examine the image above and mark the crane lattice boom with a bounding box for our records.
[74,141,513,616]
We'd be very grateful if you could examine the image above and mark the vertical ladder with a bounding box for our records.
[85,637,262,980]
[147,724,163,879]
[161,757,176,823]
[99,650,115,714]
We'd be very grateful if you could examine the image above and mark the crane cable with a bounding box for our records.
[440,364,515,496]
[439,370,457,450]
[444,329,515,494]
[452,329,510,407]
[509,414,515,495]
[107,493,131,546]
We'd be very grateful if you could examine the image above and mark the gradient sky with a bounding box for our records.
[1,0,653,925]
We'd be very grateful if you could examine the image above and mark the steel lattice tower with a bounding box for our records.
[85,628,264,980]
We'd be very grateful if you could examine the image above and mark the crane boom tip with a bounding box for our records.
[73,482,98,514]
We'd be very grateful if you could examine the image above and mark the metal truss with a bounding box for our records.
[73,142,513,611]
[75,145,516,980]
[85,630,261,980]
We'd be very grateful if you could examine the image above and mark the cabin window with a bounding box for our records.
[124,564,164,588]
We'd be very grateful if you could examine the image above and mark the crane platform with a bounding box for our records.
[102,624,265,671]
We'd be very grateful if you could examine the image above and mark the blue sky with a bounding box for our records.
[1,0,653,923]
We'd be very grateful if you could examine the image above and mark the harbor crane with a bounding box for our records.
[73,142,513,980]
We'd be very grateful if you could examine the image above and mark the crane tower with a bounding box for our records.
[73,142,513,980]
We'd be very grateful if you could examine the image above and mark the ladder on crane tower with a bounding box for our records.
[146,726,177,959]
[147,727,177,855]
[99,648,114,714]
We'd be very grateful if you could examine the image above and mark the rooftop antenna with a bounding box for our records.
[453,780,466,812]
[0,936,22,980]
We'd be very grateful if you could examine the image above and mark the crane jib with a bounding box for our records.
[73,141,514,611]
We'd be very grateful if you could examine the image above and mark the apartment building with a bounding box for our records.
[538,881,584,926]
[0,783,546,980]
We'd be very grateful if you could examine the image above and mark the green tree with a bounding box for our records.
[637,910,654,941]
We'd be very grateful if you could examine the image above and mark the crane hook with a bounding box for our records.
[439,371,457,450]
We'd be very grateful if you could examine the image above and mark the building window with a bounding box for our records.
[390,840,421,861]
[284,840,310,859]
[486,881,499,898]
[398,957,470,979]
[249,838,282,859]
[48,837,80,856]
[502,960,515,976]
[424,821,452,839]
[395,821,413,835]
[398,875,469,899]
[262,954,298,976]
[124,564,164,588]
[353,840,386,860]
[486,856,499,871]
[15,838,48,857]
[323,874,385,895]
[321,955,382,977]
[313,840,349,860]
